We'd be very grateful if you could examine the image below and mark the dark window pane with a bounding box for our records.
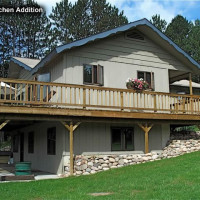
[13,135,19,152]
[47,127,56,155]
[93,65,97,83]
[84,65,92,83]
[124,128,134,150]
[111,128,121,151]
[97,65,103,85]
[28,131,34,153]
[146,72,151,85]
[138,72,144,79]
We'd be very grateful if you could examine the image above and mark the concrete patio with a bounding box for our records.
[0,164,60,181]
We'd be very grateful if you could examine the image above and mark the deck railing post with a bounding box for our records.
[40,85,43,102]
[25,84,28,102]
[182,98,186,113]
[83,88,86,109]
[190,97,194,114]
[120,91,124,111]
[153,94,157,112]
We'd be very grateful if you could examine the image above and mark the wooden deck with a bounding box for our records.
[1,78,200,122]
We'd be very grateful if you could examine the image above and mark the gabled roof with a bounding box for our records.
[11,57,40,71]
[31,18,200,74]
[9,57,40,79]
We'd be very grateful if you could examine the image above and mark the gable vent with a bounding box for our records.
[126,31,144,40]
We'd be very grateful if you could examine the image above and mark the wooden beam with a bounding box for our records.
[3,105,200,121]
[138,123,153,154]
[61,121,70,131]
[69,122,74,176]
[189,73,193,95]
[0,120,10,130]
[73,122,81,131]
[61,121,81,176]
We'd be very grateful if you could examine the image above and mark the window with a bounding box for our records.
[111,128,134,151]
[28,131,34,154]
[47,127,56,155]
[13,135,19,152]
[138,71,154,89]
[83,64,103,85]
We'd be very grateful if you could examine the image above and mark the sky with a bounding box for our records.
[36,0,200,24]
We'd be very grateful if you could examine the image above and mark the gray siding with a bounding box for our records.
[18,68,33,80]
[73,123,169,154]
[13,121,170,174]
[13,121,66,174]
[47,32,191,93]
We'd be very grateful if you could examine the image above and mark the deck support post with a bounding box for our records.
[0,120,10,130]
[138,123,153,154]
[189,73,194,113]
[61,121,81,176]
[189,73,193,95]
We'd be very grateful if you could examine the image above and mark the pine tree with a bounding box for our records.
[0,16,11,77]
[49,0,73,49]
[0,0,51,77]
[90,0,128,35]
[49,0,128,45]
[70,0,91,40]
[150,14,167,32]
[165,15,192,49]
[0,0,51,60]
[22,8,51,58]
[186,20,200,63]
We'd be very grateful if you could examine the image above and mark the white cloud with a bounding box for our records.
[36,0,78,15]
[107,0,184,23]
[107,0,200,23]
[35,0,60,14]
[130,0,178,23]
[36,0,199,23]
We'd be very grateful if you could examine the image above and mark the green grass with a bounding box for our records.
[1,152,200,200]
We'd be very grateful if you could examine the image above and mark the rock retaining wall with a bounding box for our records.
[64,132,200,176]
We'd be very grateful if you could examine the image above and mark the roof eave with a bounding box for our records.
[31,18,200,75]
[31,49,57,75]
[10,57,32,71]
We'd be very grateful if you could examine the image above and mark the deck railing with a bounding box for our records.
[0,78,200,115]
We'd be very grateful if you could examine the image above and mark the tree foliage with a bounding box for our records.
[49,0,73,49]
[49,0,128,45]
[165,15,193,50]
[150,14,200,65]
[0,0,51,77]
[150,14,167,32]
[150,14,200,82]
[185,19,200,63]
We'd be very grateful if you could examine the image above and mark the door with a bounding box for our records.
[20,133,24,162]
[111,127,134,151]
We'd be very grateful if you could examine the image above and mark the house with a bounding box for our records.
[0,18,200,175]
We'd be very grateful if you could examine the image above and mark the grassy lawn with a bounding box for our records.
[1,151,200,200]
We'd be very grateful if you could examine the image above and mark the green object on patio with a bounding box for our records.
[15,162,31,176]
